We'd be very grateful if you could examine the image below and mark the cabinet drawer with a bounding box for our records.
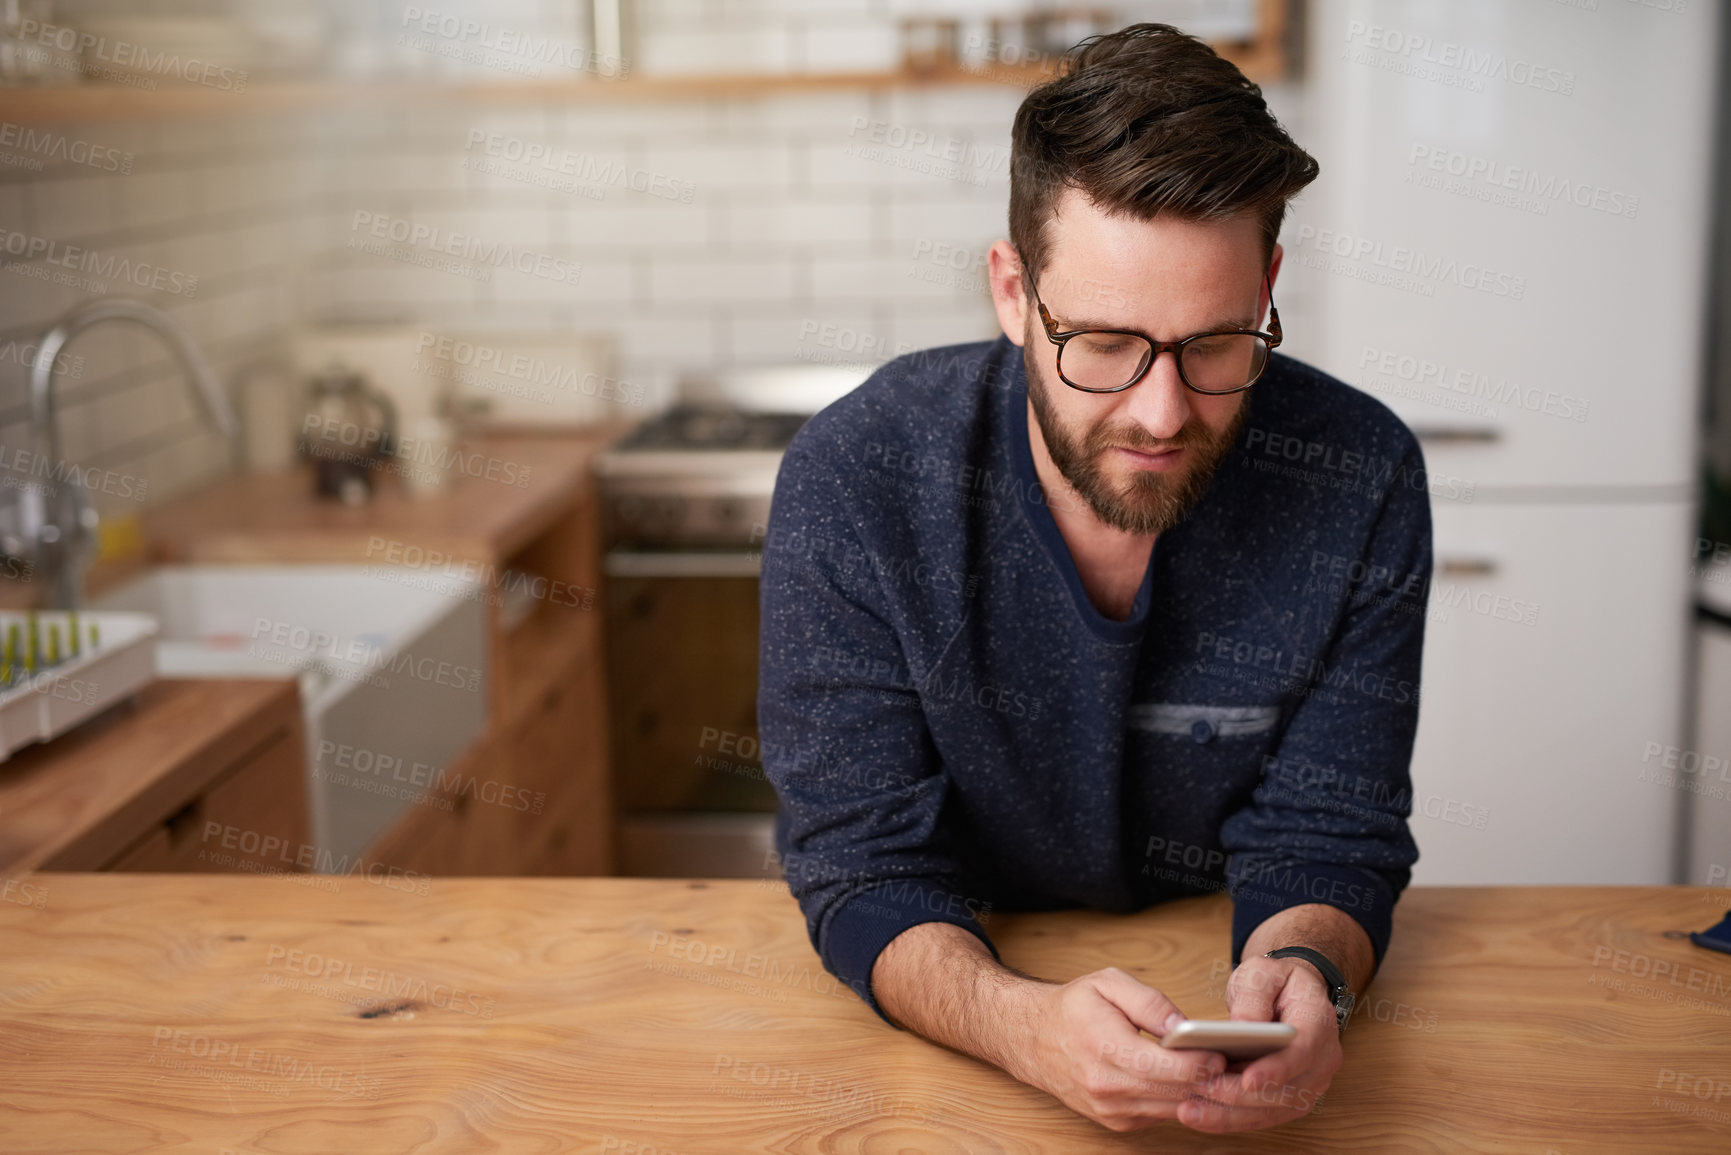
[107,725,310,873]
[360,741,490,876]
[363,597,613,877]
[365,648,611,877]
[501,648,612,874]
[104,802,205,872]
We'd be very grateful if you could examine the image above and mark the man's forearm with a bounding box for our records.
[1240,903,1376,995]
[872,922,1047,1082]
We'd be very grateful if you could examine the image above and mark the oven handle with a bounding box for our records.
[604,550,763,578]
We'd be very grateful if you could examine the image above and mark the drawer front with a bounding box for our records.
[360,740,491,877]
[107,726,310,874]
[104,802,207,872]
[383,646,611,878]
[497,646,612,875]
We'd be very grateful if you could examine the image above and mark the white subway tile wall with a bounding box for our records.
[0,106,313,517]
[0,0,1303,526]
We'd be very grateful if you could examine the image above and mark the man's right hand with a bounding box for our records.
[1010,967,1226,1132]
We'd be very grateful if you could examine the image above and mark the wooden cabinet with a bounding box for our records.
[514,645,611,874]
[367,470,615,877]
[368,761,481,877]
[370,629,612,877]
[0,680,310,878]
[106,723,309,873]
[101,431,622,880]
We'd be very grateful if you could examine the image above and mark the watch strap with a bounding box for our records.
[1265,945,1355,1032]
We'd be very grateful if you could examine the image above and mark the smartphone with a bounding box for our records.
[1158,1020,1296,1060]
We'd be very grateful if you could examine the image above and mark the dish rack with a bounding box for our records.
[0,611,159,762]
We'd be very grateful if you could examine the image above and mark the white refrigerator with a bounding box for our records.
[1292,0,1717,883]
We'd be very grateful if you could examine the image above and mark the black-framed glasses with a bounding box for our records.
[1028,274,1282,395]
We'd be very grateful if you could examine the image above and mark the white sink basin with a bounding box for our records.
[94,565,488,864]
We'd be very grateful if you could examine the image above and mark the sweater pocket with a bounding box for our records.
[1125,702,1280,743]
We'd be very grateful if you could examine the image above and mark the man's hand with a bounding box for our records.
[874,925,1226,1133]
[1014,967,1227,1132]
[1160,900,1376,1132]
[1175,953,1343,1132]
[874,913,1364,1134]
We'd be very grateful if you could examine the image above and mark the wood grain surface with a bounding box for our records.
[1,877,1728,1153]
[136,430,626,569]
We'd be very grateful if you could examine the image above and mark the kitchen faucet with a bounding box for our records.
[13,297,241,611]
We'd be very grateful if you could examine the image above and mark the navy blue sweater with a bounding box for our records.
[758,335,1431,1021]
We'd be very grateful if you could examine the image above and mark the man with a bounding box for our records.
[758,22,1430,1135]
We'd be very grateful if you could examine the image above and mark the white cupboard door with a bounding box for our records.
[1300,0,1714,491]
[1686,622,1731,891]
[1408,501,1692,883]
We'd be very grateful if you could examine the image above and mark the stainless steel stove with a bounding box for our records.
[594,366,869,878]
[595,405,809,559]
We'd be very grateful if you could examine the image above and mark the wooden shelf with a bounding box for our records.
[0,17,1289,126]
[0,66,1051,125]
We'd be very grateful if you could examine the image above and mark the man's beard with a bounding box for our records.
[1024,339,1247,536]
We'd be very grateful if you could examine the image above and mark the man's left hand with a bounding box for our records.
[1175,954,1342,1132]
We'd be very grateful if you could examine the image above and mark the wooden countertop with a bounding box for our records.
[0,679,300,877]
[136,428,629,568]
[0,879,1727,1152]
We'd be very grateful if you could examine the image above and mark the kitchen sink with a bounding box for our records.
[94,565,487,864]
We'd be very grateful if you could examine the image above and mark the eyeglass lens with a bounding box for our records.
[1059,331,1270,393]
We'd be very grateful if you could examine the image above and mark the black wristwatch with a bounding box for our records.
[1265,946,1355,1032]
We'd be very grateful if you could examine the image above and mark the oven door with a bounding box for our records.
[603,549,780,878]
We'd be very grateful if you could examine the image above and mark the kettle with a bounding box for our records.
[300,362,399,505]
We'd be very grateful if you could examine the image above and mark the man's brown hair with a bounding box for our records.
[1008,22,1319,288]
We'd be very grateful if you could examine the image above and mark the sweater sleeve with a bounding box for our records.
[1220,439,1433,972]
[757,441,999,1024]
